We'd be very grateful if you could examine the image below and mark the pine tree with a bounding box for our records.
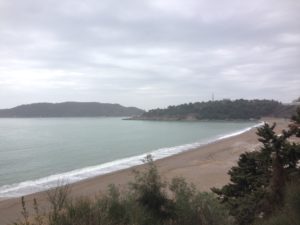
[212,108,300,225]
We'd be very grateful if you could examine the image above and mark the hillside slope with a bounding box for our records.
[0,102,145,117]
[131,99,296,121]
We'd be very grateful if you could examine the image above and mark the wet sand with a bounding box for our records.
[0,118,289,225]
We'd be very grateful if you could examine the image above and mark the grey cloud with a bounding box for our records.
[0,0,299,109]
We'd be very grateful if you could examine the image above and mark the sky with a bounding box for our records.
[0,0,299,110]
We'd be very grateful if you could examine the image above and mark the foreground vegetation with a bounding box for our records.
[13,109,300,225]
[14,156,233,225]
[212,107,300,225]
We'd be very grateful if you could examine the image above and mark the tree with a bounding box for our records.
[143,99,293,120]
[212,108,300,225]
[129,155,174,223]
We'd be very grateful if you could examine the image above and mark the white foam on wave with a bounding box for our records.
[0,122,264,199]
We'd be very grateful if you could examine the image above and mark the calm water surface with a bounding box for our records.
[0,118,257,196]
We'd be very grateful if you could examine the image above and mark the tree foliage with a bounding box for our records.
[143,99,294,120]
[212,108,300,225]
[254,180,300,225]
[129,155,174,222]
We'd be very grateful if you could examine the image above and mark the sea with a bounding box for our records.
[0,118,260,198]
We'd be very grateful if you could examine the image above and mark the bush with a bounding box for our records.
[170,177,233,225]
[13,155,231,225]
[254,181,300,225]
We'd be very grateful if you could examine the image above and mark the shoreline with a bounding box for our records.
[0,118,289,225]
[0,121,262,199]
[124,116,262,122]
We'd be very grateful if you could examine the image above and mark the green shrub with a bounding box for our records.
[254,181,300,225]
[13,155,231,225]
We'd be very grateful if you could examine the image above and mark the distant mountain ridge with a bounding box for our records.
[0,102,145,118]
[130,99,297,121]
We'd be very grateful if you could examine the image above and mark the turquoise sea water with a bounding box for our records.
[0,118,258,198]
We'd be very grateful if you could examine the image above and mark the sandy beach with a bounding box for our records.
[0,118,289,225]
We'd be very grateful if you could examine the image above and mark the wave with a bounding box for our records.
[0,122,264,199]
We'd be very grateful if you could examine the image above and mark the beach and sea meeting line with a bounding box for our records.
[0,118,263,198]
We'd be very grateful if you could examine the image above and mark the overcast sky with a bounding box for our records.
[0,0,299,110]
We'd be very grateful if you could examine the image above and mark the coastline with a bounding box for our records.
[0,118,289,225]
[124,116,261,122]
[0,120,261,199]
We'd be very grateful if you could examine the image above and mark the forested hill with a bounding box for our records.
[0,102,145,118]
[132,99,296,121]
